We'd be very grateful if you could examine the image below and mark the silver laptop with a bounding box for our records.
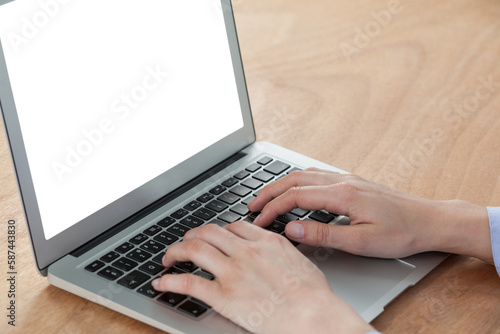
[0,0,447,333]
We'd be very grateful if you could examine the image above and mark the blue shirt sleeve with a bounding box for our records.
[487,207,500,276]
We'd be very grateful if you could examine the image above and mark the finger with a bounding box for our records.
[163,239,228,276]
[152,273,221,308]
[182,223,241,256]
[285,220,381,256]
[248,169,343,213]
[253,184,352,227]
[223,220,269,241]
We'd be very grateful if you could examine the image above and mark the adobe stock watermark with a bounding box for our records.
[51,65,169,182]
[339,0,405,62]
[7,0,72,53]
[377,74,499,186]
[257,105,308,143]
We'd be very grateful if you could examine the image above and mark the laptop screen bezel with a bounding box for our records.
[0,0,255,273]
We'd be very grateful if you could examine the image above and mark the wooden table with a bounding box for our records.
[1,0,500,332]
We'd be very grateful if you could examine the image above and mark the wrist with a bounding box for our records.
[428,200,492,263]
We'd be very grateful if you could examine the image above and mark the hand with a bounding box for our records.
[152,222,373,334]
[248,168,493,263]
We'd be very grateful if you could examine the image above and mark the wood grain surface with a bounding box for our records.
[1,0,500,333]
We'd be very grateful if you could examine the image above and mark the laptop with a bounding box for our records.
[0,0,447,333]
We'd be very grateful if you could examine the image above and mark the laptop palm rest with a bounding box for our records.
[308,247,416,321]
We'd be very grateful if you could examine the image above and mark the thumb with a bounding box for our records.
[285,221,359,250]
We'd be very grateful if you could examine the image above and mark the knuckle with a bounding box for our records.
[184,239,204,256]
[286,186,303,201]
[262,230,283,243]
[313,225,331,246]
[199,223,219,234]
[231,220,247,229]
[180,274,196,293]
[330,181,359,200]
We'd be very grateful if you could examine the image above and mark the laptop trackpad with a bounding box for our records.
[307,247,415,319]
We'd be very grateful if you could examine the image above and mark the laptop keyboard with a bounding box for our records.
[84,156,339,319]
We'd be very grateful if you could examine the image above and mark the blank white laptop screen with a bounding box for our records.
[0,0,244,240]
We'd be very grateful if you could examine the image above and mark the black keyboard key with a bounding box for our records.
[112,257,138,271]
[266,221,286,234]
[137,280,161,298]
[180,216,205,228]
[85,260,105,272]
[115,242,134,254]
[229,185,252,197]
[242,216,254,223]
[308,211,335,223]
[152,253,164,265]
[163,267,187,275]
[97,266,124,281]
[276,213,299,224]
[222,178,238,188]
[209,185,226,195]
[157,216,176,228]
[219,212,240,223]
[257,156,273,165]
[158,292,187,307]
[264,161,290,175]
[129,233,148,245]
[194,270,215,281]
[234,170,250,180]
[126,249,153,262]
[208,219,227,227]
[253,171,274,183]
[171,208,189,219]
[245,163,261,172]
[175,262,198,273]
[241,178,263,190]
[290,208,309,218]
[139,261,164,275]
[153,231,179,246]
[117,270,150,289]
[184,200,202,211]
[178,300,208,318]
[206,200,228,213]
[249,211,261,219]
[167,223,191,237]
[218,192,240,205]
[191,297,211,309]
[197,193,214,203]
[241,195,255,205]
[100,251,120,263]
[143,225,162,236]
[230,203,250,216]
[141,240,166,253]
[193,208,217,220]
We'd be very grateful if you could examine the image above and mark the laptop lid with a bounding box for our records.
[0,0,255,273]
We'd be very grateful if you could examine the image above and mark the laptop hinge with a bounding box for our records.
[71,151,247,257]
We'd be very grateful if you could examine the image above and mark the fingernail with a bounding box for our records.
[252,214,261,225]
[162,254,166,264]
[152,279,160,289]
[287,222,305,239]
